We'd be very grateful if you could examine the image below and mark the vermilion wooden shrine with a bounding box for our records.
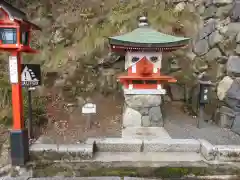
[109,16,190,95]
[0,1,41,166]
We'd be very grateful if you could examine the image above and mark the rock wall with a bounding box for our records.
[123,94,163,128]
[191,0,240,130]
[169,0,240,124]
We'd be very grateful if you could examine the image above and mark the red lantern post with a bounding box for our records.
[0,1,41,166]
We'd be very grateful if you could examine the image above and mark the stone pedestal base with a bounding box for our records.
[123,94,163,128]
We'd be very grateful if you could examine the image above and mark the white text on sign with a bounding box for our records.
[82,103,96,114]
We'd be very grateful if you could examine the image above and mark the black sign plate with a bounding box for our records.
[21,64,41,87]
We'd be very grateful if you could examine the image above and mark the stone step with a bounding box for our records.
[86,138,201,153]
[91,152,205,166]
[30,143,93,160]
[143,139,201,152]
[86,138,143,152]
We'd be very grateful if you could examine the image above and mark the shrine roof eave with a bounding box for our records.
[118,75,177,83]
[109,38,189,49]
[23,20,41,31]
[108,27,190,48]
[0,1,26,20]
[110,44,188,52]
[0,1,41,31]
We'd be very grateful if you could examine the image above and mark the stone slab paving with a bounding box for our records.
[122,127,171,140]
[163,103,240,145]
[165,120,240,145]
[91,152,204,163]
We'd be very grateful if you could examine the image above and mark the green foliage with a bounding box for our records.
[0,82,47,127]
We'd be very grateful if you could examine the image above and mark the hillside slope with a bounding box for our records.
[0,0,199,132]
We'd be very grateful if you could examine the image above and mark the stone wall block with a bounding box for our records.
[198,18,217,40]
[231,113,240,134]
[217,106,235,128]
[204,47,222,62]
[231,1,240,21]
[227,56,240,75]
[215,4,233,18]
[213,0,233,5]
[202,5,217,19]
[217,76,233,100]
[124,94,162,108]
[215,145,240,161]
[149,106,163,122]
[139,108,149,116]
[142,116,151,127]
[208,31,223,47]
[236,32,240,43]
[226,23,240,37]
[193,39,210,56]
[199,139,217,161]
[123,107,142,127]
[235,44,240,55]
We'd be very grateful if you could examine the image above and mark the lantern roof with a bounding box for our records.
[109,16,190,49]
[0,1,41,30]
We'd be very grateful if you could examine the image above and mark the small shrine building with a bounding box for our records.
[108,16,190,128]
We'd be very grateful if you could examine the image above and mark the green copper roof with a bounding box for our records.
[109,27,190,48]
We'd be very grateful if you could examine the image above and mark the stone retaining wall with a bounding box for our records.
[163,0,240,129]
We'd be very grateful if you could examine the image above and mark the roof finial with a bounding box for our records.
[138,16,149,27]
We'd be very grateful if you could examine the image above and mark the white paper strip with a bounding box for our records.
[132,64,136,73]
[9,56,18,83]
[129,84,133,89]
[157,84,162,89]
[153,67,158,73]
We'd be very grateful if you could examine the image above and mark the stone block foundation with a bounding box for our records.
[123,94,163,128]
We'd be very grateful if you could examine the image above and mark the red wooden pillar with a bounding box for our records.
[10,51,29,166]
[11,51,24,130]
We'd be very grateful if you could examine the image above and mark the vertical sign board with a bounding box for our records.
[82,103,96,128]
[21,64,41,87]
[20,64,41,139]
[9,56,19,83]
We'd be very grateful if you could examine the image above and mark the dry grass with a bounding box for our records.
[26,0,199,70]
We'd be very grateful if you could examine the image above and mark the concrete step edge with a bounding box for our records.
[29,143,93,160]
[86,138,201,152]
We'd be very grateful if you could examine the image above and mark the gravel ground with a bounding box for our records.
[163,102,240,145]
[41,93,122,144]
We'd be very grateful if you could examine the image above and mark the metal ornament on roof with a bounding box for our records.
[138,16,149,27]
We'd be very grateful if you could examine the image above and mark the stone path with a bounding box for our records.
[163,102,240,145]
